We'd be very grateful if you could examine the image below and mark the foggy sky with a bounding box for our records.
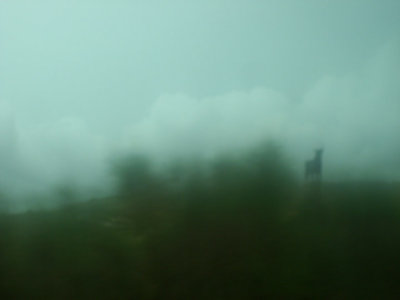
[0,1,399,209]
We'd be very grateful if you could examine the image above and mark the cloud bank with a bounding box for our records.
[0,40,399,210]
[125,39,400,180]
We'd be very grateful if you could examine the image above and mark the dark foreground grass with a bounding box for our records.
[1,145,400,299]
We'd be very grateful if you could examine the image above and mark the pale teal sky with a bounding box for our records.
[1,0,399,131]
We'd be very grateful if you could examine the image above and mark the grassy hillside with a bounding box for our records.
[1,145,400,299]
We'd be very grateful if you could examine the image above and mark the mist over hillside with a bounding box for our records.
[1,2,400,298]
[0,139,400,298]
[0,1,399,207]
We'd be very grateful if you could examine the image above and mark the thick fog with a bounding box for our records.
[0,1,399,209]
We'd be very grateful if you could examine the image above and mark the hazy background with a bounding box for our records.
[0,0,399,209]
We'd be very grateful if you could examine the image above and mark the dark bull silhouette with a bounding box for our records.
[305,149,323,181]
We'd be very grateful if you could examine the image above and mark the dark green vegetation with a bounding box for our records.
[1,143,400,299]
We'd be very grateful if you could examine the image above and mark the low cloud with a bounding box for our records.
[125,39,400,180]
[123,88,292,160]
[0,113,112,211]
[0,40,399,210]
[299,39,400,179]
